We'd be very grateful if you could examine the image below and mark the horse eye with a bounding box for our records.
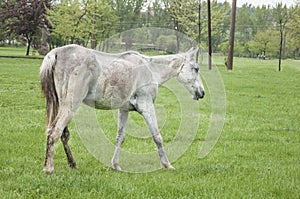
[194,67,199,73]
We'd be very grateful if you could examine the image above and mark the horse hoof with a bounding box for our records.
[43,167,54,175]
[68,161,77,169]
[162,163,175,170]
[112,164,122,171]
[166,165,175,170]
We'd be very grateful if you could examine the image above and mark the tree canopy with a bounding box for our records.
[0,0,300,60]
[0,0,52,55]
[46,0,117,48]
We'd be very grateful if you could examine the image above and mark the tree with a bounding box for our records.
[109,0,146,32]
[140,0,172,28]
[0,0,52,55]
[0,20,5,45]
[273,3,289,71]
[287,3,300,58]
[235,4,255,43]
[0,0,5,44]
[253,5,272,33]
[47,0,90,45]
[231,4,277,58]
[200,1,230,52]
[47,0,117,47]
[169,0,230,52]
[247,28,278,57]
[168,0,199,42]
[88,0,118,48]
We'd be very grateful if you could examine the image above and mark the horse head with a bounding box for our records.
[176,47,205,100]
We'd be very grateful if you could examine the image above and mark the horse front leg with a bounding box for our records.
[112,110,129,171]
[137,101,174,170]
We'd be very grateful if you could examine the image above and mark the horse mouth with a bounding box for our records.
[193,90,205,100]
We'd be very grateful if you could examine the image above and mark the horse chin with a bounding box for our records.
[192,95,199,100]
[192,94,203,100]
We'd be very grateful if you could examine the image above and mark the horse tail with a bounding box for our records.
[40,51,59,128]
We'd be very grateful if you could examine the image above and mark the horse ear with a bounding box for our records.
[195,47,199,63]
[189,47,199,62]
[188,47,195,53]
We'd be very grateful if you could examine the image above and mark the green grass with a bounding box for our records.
[0,54,299,198]
[0,46,43,58]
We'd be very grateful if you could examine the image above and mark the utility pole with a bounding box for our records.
[207,0,212,70]
[174,19,180,53]
[227,0,237,70]
[91,0,97,49]
[198,0,201,45]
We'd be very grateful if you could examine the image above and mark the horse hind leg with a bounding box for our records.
[61,127,76,169]
[44,91,90,173]
[43,62,93,174]
[44,108,75,174]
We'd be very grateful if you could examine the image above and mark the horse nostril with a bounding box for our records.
[195,89,204,100]
[198,90,205,99]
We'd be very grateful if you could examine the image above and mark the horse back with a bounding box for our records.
[46,44,155,110]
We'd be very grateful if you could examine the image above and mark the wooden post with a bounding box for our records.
[207,0,212,70]
[198,0,201,45]
[91,0,97,49]
[227,0,237,70]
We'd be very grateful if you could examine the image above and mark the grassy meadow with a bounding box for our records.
[0,47,299,198]
[0,46,43,58]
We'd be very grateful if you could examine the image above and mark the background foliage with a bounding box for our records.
[0,0,299,58]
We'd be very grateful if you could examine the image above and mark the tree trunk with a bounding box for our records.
[198,0,201,45]
[278,29,283,71]
[26,39,31,56]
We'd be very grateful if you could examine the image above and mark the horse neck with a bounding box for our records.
[148,54,179,85]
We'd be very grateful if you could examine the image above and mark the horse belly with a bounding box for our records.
[93,64,137,109]
[83,82,133,110]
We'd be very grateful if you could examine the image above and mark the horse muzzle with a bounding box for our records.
[193,89,205,100]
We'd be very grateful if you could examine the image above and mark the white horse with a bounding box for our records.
[40,44,205,174]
